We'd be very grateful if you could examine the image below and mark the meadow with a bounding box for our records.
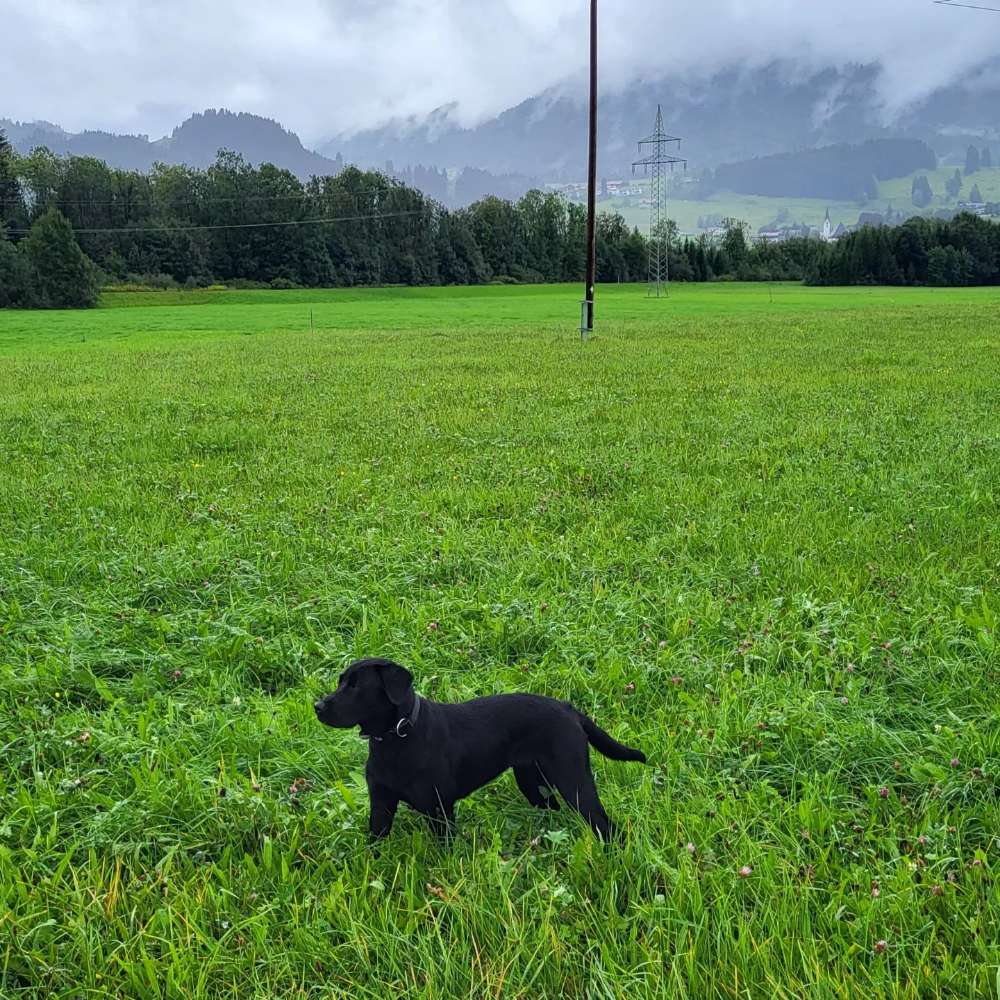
[1,283,999,998]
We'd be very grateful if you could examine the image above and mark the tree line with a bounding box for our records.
[1,132,998,308]
[811,214,1000,286]
[0,138,655,301]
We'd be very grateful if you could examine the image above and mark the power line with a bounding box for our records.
[5,209,427,236]
[14,191,406,208]
[933,1,1000,10]
[19,193,335,207]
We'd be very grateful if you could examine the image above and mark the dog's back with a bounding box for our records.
[414,693,645,824]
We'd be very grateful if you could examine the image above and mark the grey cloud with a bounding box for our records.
[2,0,997,141]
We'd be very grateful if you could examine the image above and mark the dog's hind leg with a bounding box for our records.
[514,765,560,810]
[542,754,613,840]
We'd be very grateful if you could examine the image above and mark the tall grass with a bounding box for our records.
[1,284,998,998]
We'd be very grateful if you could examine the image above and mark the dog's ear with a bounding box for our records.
[377,661,414,706]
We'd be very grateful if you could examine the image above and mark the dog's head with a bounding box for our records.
[313,658,414,733]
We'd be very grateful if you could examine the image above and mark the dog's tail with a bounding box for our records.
[579,713,646,763]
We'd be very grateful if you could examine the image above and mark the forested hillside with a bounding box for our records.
[708,140,938,201]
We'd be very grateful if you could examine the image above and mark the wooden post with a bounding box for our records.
[584,0,598,334]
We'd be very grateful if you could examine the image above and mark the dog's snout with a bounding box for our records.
[314,699,325,714]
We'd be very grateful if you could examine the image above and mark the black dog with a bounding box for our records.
[314,658,646,841]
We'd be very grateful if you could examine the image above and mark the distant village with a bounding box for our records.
[752,201,998,244]
[545,179,647,202]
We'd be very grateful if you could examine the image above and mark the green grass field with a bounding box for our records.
[2,284,999,998]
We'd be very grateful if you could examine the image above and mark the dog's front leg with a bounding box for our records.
[368,783,399,842]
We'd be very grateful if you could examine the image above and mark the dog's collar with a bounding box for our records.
[363,694,422,743]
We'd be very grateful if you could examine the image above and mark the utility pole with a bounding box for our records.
[582,0,598,337]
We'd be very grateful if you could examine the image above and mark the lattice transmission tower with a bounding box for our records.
[632,106,686,298]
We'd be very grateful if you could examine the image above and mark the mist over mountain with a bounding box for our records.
[6,1,999,144]
[323,62,1000,181]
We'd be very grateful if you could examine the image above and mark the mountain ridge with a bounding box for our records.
[322,62,1000,179]
[2,109,342,179]
[5,61,998,197]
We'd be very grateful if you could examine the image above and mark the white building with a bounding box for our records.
[822,209,833,243]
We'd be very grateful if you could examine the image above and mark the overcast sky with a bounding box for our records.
[3,1,998,142]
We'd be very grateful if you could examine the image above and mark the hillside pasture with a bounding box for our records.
[608,166,1000,234]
